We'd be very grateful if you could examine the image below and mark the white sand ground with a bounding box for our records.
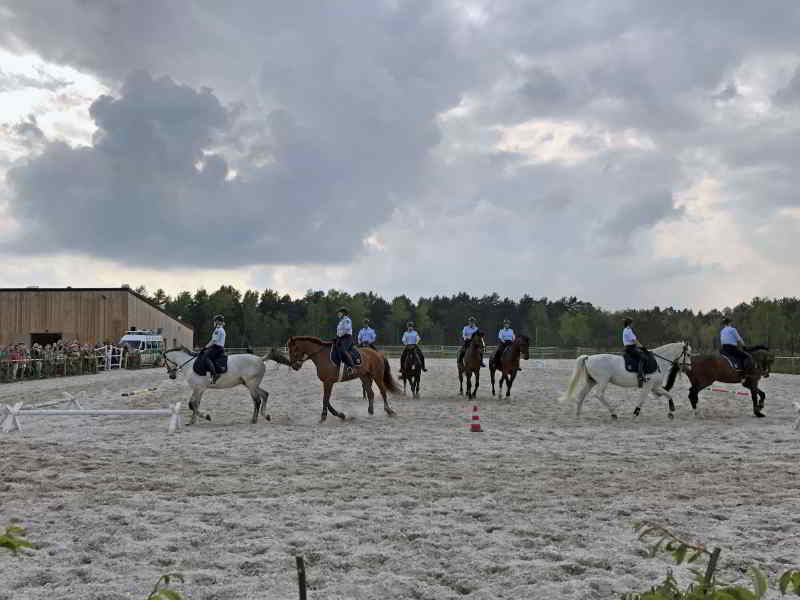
[1,358,798,600]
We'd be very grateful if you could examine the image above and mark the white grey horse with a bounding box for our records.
[163,347,285,425]
[560,342,691,419]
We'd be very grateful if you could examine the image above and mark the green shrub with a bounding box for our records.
[146,573,186,600]
[0,525,34,556]
[623,521,800,599]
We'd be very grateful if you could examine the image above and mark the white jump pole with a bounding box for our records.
[1,402,182,434]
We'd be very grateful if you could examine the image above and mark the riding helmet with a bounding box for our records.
[623,317,632,326]
[213,314,225,323]
[338,307,349,315]
[721,317,731,325]
[407,321,415,328]
[468,316,476,323]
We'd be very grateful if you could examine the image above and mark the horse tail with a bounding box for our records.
[560,355,589,403]
[383,357,401,394]
[663,363,681,391]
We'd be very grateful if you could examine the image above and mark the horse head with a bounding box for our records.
[748,345,774,378]
[286,337,303,371]
[517,334,531,360]
[162,347,190,380]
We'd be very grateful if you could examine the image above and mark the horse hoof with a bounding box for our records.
[386,410,396,417]
[633,407,641,417]
[205,414,212,421]
[338,413,346,421]
[611,414,618,420]
[368,407,374,415]
[668,412,674,420]
[754,412,766,418]
[265,414,271,422]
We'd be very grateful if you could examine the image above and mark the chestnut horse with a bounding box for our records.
[287,336,400,421]
[684,346,774,417]
[489,334,530,397]
[458,330,485,398]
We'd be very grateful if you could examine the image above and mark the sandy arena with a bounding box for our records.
[1,358,798,599]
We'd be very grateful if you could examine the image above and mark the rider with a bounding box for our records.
[204,314,226,384]
[336,307,357,374]
[400,321,427,378]
[459,316,486,367]
[357,318,377,349]
[492,319,521,371]
[622,317,646,388]
[720,317,752,373]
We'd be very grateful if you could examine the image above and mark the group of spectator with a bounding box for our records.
[0,339,138,383]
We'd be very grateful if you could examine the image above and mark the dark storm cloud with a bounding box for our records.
[4,1,800,307]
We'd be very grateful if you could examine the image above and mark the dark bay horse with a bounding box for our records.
[685,346,774,417]
[401,346,422,399]
[458,330,485,398]
[489,334,530,398]
[287,336,400,422]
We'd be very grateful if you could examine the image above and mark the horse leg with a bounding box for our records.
[474,370,480,398]
[747,380,765,418]
[360,375,375,415]
[375,378,396,416]
[188,388,210,424]
[326,381,346,421]
[248,387,261,424]
[490,366,496,396]
[320,381,331,422]
[458,366,464,395]
[652,387,675,420]
[505,371,517,398]
[632,384,652,417]
[757,388,766,411]
[593,379,617,419]
[258,387,271,421]
[575,380,598,418]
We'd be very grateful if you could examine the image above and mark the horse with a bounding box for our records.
[561,342,691,419]
[683,345,774,418]
[401,346,423,399]
[458,330,485,398]
[163,347,285,425]
[489,334,530,398]
[287,336,400,422]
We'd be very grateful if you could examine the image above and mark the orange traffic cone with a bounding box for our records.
[470,405,483,432]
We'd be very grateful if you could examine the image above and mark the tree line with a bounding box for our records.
[135,286,800,353]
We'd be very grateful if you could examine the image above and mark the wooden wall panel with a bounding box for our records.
[0,289,192,347]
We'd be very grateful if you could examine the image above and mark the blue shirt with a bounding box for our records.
[337,316,353,337]
[402,330,421,345]
[622,327,637,346]
[357,327,376,343]
[498,327,515,342]
[721,326,743,346]
[462,324,478,340]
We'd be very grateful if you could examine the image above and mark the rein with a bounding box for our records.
[649,345,691,371]
[291,342,329,366]
[164,354,195,374]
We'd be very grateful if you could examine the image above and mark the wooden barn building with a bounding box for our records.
[0,287,193,348]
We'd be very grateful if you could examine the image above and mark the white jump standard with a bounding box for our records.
[1,401,183,434]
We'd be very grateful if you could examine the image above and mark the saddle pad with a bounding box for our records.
[623,352,658,375]
[192,351,229,376]
[330,341,361,367]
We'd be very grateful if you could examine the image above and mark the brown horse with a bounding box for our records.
[287,336,400,421]
[685,346,774,417]
[458,330,485,398]
[489,334,530,397]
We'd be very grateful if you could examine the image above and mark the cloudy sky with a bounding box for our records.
[1,1,799,310]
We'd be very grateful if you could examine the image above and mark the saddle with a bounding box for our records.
[192,349,228,377]
[330,338,361,368]
[719,348,750,371]
[623,350,658,375]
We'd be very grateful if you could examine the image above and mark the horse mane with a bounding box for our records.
[289,336,333,346]
[165,346,197,356]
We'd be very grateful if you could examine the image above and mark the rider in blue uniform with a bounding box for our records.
[458,316,486,367]
[623,317,646,388]
[204,314,226,384]
[400,321,427,378]
[357,318,377,349]
[720,317,752,372]
[492,319,521,371]
[336,307,356,374]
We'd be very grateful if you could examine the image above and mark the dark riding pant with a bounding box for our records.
[337,334,355,368]
[624,345,646,385]
[721,344,751,370]
[205,344,224,380]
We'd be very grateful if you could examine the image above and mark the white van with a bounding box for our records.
[119,329,165,352]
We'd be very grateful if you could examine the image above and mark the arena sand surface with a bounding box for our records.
[1,358,798,600]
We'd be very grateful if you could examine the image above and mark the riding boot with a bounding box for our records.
[419,351,427,372]
[637,364,644,388]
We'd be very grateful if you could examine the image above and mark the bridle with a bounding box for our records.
[163,352,195,377]
[289,341,328,369]
[649,343,691,372]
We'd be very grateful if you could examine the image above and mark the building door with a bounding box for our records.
[30,332,62,346]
